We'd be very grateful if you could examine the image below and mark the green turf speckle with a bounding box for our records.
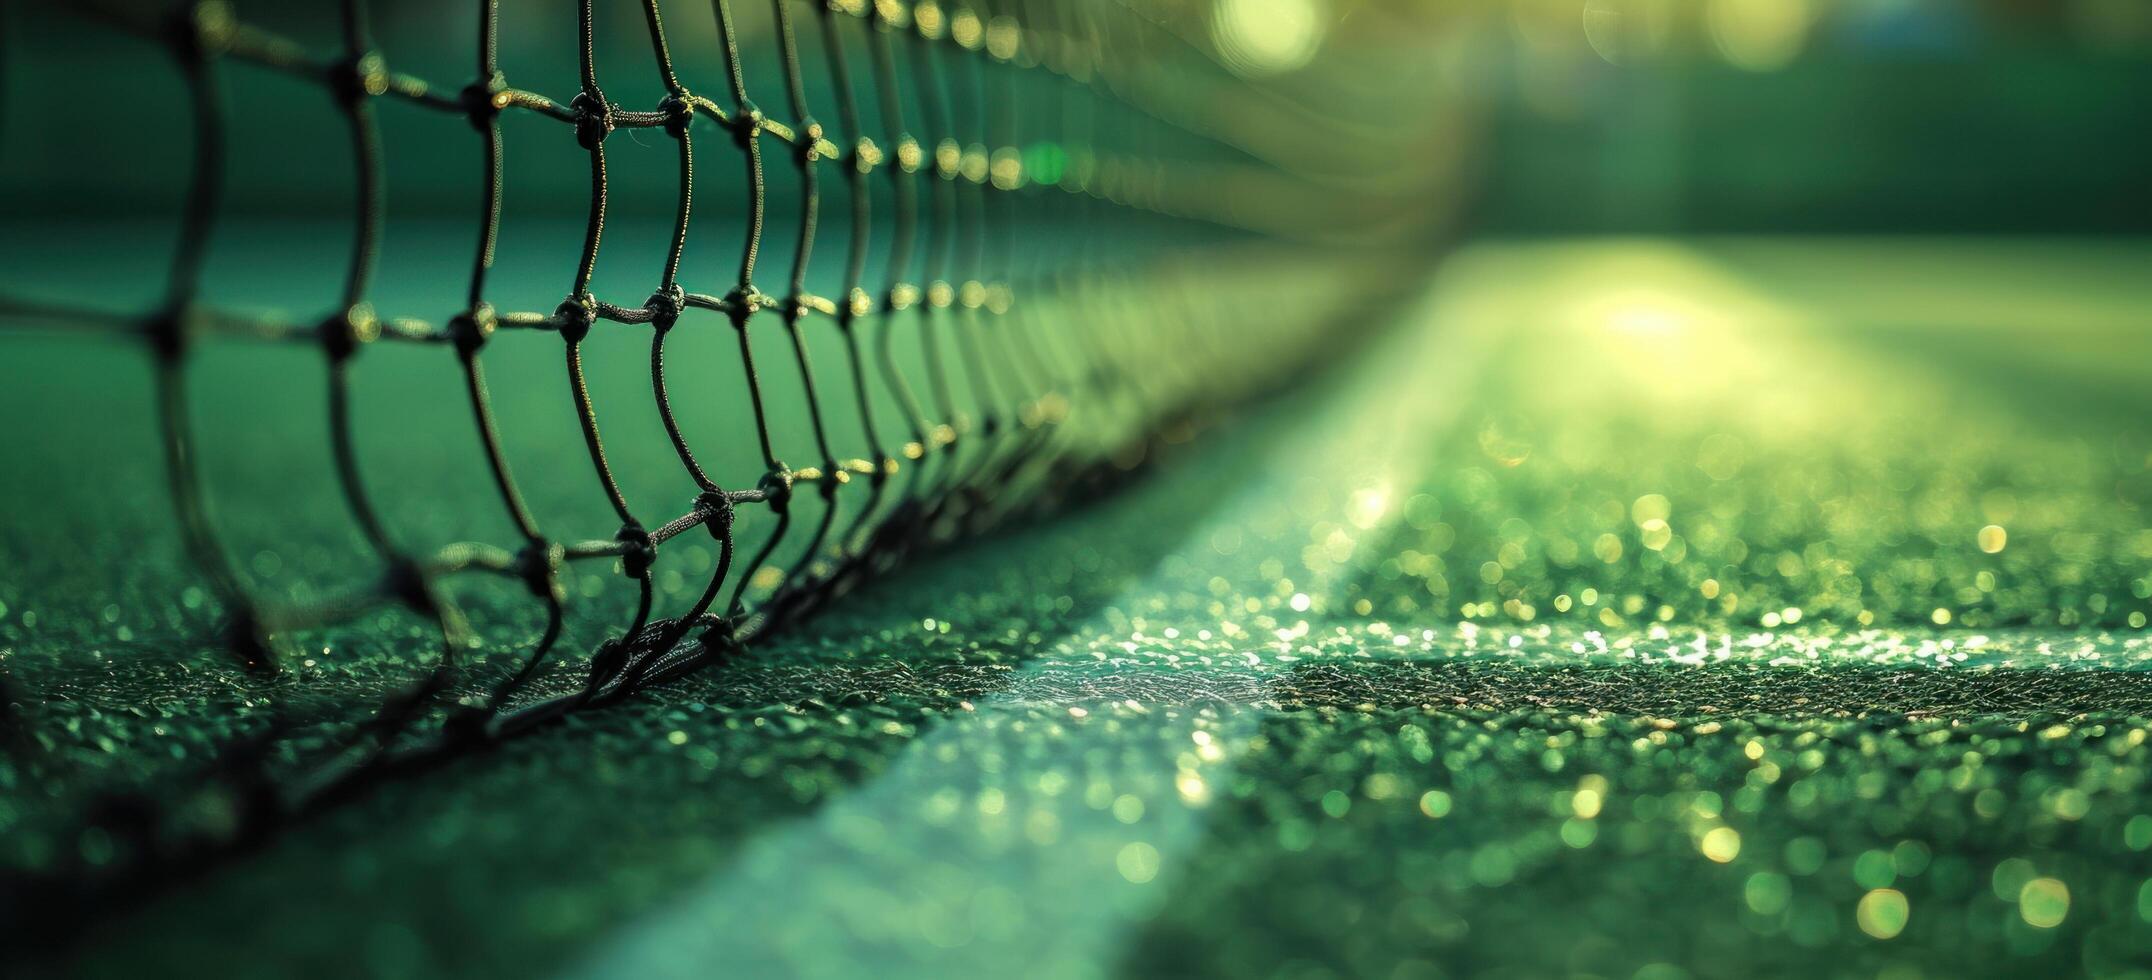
[8,238,2152,978]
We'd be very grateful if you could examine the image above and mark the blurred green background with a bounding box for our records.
[6,1,2152,978]
[1478,0,2152,233]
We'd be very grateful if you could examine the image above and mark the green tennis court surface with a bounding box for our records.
[7,235,2152,977]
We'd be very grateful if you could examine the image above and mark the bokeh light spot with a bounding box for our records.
[1857,888,1909,939]
[1211,0,1326,77]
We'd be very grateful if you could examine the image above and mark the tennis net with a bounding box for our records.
[0,0,1467,915]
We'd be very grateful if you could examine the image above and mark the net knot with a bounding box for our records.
[615,523,657,579]
[796,120,825,163]
[843,287,874,324]
[758,468,794,514]
[450,302,497,356]
[657,92,697,138]
[331,51,389,106]
[320,302,380,362]
[722,287,762,328]
[514,539,567,603]
[570,90,614,150]
[461,72,508,131]
[693,490,737,541]
[727,102,764,149]
[555,293,598,344]
[147,303,197,362]
[170,2,236,62]
[853,137,882,175]
[894,136,924,174]
[645,284,687,329]
[871,0,910,28]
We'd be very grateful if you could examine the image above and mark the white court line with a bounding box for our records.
[566,259,1499,979]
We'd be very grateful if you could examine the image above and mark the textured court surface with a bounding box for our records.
[8,237,2152,978]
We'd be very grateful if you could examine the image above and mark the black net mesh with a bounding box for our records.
[0,0,1444,912]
